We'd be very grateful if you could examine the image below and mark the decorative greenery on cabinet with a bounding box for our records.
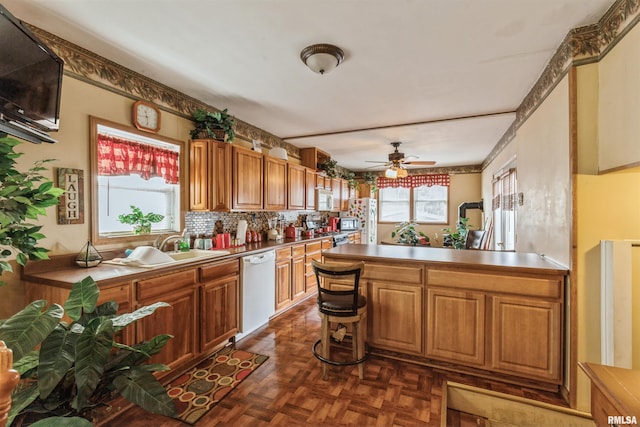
[189,108,236,142]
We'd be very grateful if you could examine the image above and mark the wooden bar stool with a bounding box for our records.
[311,259,368,380]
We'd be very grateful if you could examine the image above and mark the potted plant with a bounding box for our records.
[117,205,164,234]
[319,158,338,179]
[0,135,64,285]
[189,108,235,142]
[391,220,430,246]
[442,217,471,249]
[363,172,378,193]
[342,172,358,190]
[1,276,177,426]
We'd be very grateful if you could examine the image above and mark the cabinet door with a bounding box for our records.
[305,168,316,210]
[490,295,562,382]
[211,141,232,211]
[232,146,263,210]
[287,164,306,210]
[275,259,292,311]
[200,275,239,352]
[331,178,341,212]
[137,287,198,373]
[99,283,135,346]
[341,179,350,211]
[426,288,485,366]
[291,244,306,300]
[264,156,287,211]
[189,140,210,211]
[369,280,423,354]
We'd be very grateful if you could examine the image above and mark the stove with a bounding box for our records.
[331,233,350,246]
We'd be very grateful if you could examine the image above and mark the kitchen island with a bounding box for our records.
[322,244,568,392]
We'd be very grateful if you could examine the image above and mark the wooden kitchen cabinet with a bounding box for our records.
[331,178,342,212]
[300,146,330,170]
[264,155,287,211]
[189,139,232,211]
[291,244,306,300]
[287,163,306,210]
[199,259,240,353]
[275,246,293,311]
[490,295,562,382]
[136,269,198,375]
[232,145,263,210]
[305,168,316,210]
[305,241,322,295]
[348,231,361,244]
[341,179,350,211]
[365,262,424,354]
[426,288,486,366]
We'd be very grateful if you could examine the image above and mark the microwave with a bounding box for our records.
[315,188,333,211]
[338,217,359,231]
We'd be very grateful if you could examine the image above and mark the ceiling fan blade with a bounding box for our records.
[364,160,389,164]
[403,160,437,165]
[364,164,388,169]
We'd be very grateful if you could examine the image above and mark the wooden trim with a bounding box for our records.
[568,65,578,408]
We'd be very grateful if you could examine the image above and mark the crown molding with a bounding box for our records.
[26,25,300,159]
[483,0,640,169]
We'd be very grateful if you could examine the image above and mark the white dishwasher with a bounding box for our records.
[237,250,276,340]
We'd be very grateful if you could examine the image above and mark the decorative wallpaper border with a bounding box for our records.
[27,25,299,159]
[483,0,640,169]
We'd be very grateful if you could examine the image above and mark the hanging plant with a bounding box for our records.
[342,172,358,189]
[319,158,338,179]
[363,172,378,193]
[0,135,64,285]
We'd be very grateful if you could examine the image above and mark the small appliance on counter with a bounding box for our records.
[337,217,358,232]
[236,219,248,245]
[328,216,340,232]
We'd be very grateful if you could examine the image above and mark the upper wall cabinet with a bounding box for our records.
[189,139,232,212]
[287,164,306,210]
[305,168,316,210]
[264,155,287,211]
[232,145,263,211]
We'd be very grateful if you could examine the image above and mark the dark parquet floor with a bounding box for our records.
[112,296,566,427]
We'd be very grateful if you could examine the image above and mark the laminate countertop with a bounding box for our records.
[323,244,568,275]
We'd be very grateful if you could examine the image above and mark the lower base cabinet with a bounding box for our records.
[200,260,240,353]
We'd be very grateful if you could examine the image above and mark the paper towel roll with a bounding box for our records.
[236,220,247,245]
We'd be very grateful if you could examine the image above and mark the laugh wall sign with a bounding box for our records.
[56,168,84,224]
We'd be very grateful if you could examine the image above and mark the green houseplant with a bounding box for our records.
[391,220,429,246]
[189,108,235,142]
[363,172,378,193]
[1,276,177,426]
[0,135,64,285]
[442,217,471,249]
[342,172,358,190]
[117,205,164,235]
[319,158,338,179]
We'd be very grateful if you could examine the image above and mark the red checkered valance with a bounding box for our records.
[377,173,450,189]
[97,133,179,184]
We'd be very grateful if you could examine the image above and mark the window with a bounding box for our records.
[379,185,448,223]
[90,116,186,245]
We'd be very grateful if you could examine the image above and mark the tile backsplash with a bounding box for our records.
[185,211,330,237]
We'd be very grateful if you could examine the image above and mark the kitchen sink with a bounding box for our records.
[103,247,231,268]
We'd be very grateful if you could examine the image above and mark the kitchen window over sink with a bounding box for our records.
[378,174,450,224]
[90,116,186,246]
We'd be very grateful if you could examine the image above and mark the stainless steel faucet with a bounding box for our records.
[154,235,183,252]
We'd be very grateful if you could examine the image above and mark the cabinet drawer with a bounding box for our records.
[306,241,322,253]
[292,244,306,258]
[321,239,333,250]
[363,262,424,284]
[276,247,292,261]
[427,269,562,298]
[137,269,197,301]
[200,259,239,282]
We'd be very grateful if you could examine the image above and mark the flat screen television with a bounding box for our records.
[0,4,63,143]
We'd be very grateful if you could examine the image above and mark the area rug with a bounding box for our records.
[167,346,269,424]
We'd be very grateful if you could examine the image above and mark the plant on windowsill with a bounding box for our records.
[0,135,64,286]
[189,108,236,142]
[319,158,338,179]
[117,205,164,235]
[391,220,430,246]
[442,217,471,249]
[1,276,177,426]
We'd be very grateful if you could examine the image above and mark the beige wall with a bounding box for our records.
[482,75,571,268]
[377,173,483,246]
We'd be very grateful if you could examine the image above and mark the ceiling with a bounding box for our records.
[3,0,613,171]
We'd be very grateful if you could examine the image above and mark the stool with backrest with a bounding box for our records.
[311,259,368,380]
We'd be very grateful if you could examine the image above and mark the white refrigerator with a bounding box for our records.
[348,197,377,244]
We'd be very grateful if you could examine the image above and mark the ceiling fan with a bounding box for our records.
[365,142,436,170]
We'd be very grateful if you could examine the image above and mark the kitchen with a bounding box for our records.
[1,0,640,426]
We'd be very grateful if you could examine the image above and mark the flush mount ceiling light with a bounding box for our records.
[300,43,344,75]
[385,162,408,179]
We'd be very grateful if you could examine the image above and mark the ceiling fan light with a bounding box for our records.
[397,167,408,178]
[385,167,398,179]
[300,44,344,74]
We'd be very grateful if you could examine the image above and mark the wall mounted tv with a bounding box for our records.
[0,4,63,143]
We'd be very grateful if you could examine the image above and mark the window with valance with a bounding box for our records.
[377,173,450,189]
[97,133,179,184]
[378,174,450,223]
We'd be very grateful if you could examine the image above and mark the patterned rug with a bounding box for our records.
[167,346,269,424]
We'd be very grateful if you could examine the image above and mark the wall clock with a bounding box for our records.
[132,100,161,133]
